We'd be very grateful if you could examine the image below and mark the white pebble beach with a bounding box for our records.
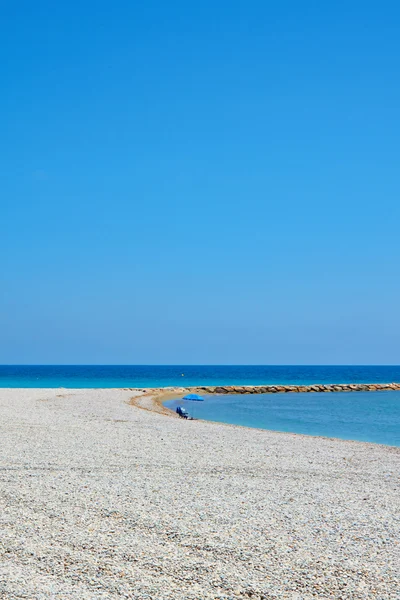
[0,388,399,599]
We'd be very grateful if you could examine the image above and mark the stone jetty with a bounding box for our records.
[134,382,400,395]
[194,382,400,394]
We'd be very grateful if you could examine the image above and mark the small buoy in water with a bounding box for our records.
[181,373,184,376]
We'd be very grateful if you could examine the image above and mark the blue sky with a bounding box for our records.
[1,1,400,364]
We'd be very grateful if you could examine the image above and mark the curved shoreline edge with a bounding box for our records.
[129,381,400,417]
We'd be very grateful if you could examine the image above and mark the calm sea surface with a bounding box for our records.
[1,365,400,388]
[165,391,400,447]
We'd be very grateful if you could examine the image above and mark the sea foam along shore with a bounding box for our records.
[0,387,399,599]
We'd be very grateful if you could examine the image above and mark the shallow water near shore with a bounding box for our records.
[2,364,400,388]
[165,390,400,446]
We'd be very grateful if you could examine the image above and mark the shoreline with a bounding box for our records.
[130,387,400,449]
[3,383,399,446]
[129,388,183,416]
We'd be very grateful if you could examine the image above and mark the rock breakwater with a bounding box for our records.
[133,382,400,396]
[195,382,400,394]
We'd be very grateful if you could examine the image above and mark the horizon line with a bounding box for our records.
[1,364,400,368]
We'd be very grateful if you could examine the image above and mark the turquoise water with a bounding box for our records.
[1,365,400,388]
[165,391,400,446]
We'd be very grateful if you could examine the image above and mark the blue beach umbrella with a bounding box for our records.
[183,394,204,418]
[183,394,204,401]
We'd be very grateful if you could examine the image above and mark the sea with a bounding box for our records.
[2,364,400,389]
[1,365,399,446]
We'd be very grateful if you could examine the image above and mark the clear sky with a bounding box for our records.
[1,1,400,365]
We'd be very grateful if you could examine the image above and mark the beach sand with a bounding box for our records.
[0,388,398,599]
